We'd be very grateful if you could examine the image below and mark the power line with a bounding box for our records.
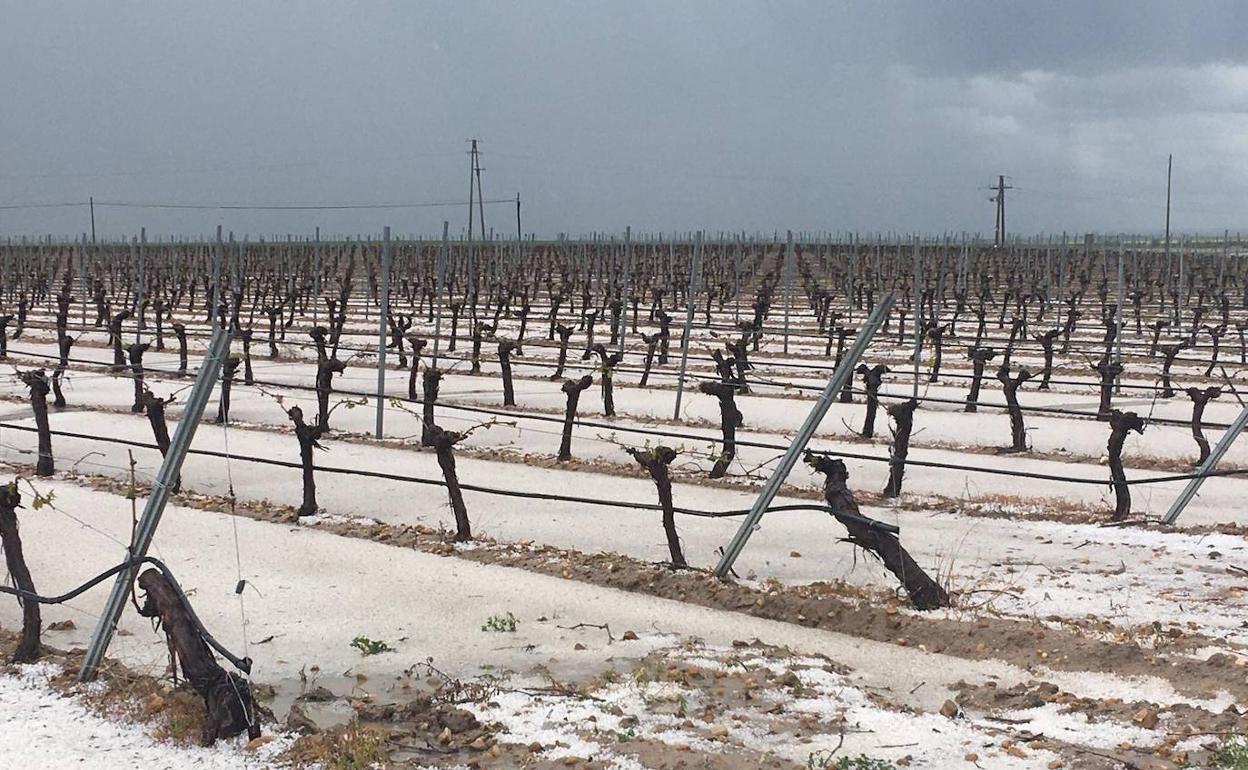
[3,341,1240,484]
[0,150,468,183]
[0,198,516,212]
[94,199,516,211]
[0,408,1240,496]
[0,202,85,211]
[5,335,1234,432]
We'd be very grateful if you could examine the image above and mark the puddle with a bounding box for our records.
[266,672,377,731]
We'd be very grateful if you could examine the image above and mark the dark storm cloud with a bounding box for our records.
[1,1,1245,239]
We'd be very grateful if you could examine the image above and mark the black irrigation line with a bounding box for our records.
[3,355,1244,491]
[0,554,252,673]
[165,310,1248,362]
[23,294,1244,365]
[0,421,899,534]
[213,321,1235,396]
[35,300,1239,352]
[33,297,1239,393]
[866,388,1219,430]
[8,346,762,456]
[353,300,1244,354]
[39,299,1248,353]
[23,316,1245,407]
[100,287,1233,347]
[1,406,1242,496]
[799,446,1246,487]
[35,293,1248,384]
[341,337,1245,398]
[4,338,1237,442]
[8,341,742,402]
[7,342,1230,433]
[21,290,1243,366]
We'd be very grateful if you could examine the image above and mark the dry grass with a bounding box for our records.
[287,721,388,770]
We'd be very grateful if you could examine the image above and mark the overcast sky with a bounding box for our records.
[2,1,1246,240]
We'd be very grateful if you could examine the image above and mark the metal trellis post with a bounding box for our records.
[77,236,87,330]
[432,221,449,367]
[782,230,794,354]
[211,226,223,328]
[313,226,322,326]
[1115,239,1124,394]
[713,293,895,579]
[912,237,921,399]
[619,225,631,352]
[375,226,391,439]
[1162,405,1248,525]
[135,228,145,343]
[79,324,235,681]
[671,231,703,420]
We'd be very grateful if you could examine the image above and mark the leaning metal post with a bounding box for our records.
[1162,404,1248,525]
[713,293,895,579]
[79,324,234,681]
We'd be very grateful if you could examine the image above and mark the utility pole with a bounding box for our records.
[515,192,521,242]
[467,141,477,241]
[474,145,485,235]
[989,175,1012,247]
[466,139,485,240]
[89,196,96,244]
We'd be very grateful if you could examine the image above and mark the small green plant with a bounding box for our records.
[836,758,896,770]
[349,635,393,656]
[1210,737,1248,769]
[808,751,897,770]
[481,612,518,632]
[11,479,54,509]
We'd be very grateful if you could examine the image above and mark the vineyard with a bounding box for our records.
[1,232,1247,769]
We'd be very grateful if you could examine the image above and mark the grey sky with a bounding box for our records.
[2,1,1246,239]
